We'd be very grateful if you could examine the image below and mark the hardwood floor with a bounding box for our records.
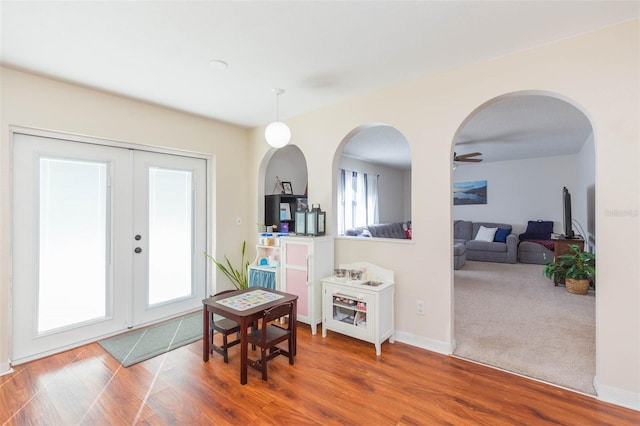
[1,324,638,425]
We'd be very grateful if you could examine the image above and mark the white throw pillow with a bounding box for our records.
[475,226,498,242]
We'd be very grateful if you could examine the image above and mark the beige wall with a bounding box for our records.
[248,20,639,408]
[1,19,638,410]
[0,67,252,372]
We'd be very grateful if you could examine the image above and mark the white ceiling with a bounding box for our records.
[1,1,638,166]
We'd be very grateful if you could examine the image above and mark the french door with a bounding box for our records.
[11,132,207,363]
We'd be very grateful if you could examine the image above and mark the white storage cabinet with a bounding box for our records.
[321,262,394,355]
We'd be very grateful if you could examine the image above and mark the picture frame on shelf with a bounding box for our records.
[282,181,293,194]
[280,203,291,220]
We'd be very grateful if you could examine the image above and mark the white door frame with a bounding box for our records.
[9,126,215,364]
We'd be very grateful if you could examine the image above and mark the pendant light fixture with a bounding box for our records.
[265,88,291,148]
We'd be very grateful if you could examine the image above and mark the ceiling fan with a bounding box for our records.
[453,152,483,163]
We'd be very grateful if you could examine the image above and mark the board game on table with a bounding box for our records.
[215,289,284,311]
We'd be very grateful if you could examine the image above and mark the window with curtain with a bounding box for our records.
[338,169,379,234]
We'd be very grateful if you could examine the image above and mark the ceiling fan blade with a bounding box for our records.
[453,151,483,163]
[455,152,482,160]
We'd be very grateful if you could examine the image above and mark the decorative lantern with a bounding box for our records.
[295,209,307,235]
[305,204,326,236]
[305,207,318,236]
[317,209,326,236]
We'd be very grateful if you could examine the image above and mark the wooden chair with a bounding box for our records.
[209,290,241,363]
[246,301,295,381]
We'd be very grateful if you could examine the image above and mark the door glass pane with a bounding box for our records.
[39,158,108,333]
[148,167,193,305]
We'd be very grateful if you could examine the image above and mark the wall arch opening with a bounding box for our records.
[450,90,597,394]
[333,123,412,241]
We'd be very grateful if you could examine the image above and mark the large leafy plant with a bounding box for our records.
[205,241,250,290]
[543,244,595,281]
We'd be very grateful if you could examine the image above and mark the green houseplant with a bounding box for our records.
[542,244,595,294]
[205,241,250,290]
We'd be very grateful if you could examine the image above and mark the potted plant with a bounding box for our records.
[205,241,250,290]
[542,244,595,294]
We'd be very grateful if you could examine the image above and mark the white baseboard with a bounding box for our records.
[394,330,452,355]
[0,360,14,377]
[594,376,640,411]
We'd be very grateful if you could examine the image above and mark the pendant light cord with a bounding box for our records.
[272,88,284,122]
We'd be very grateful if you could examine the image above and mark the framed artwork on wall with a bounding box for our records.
[453,180,487,205]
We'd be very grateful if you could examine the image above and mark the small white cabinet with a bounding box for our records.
[248,244,281,290]
[322,262,394,355]
[247,233,288,291]
[281,236,334,335]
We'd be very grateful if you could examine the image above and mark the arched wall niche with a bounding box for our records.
[257,144,308,228]
[332,123,412,240]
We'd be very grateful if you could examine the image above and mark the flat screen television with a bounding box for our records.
[562,186,575,239]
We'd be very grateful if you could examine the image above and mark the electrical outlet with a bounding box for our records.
[416,300,425,315]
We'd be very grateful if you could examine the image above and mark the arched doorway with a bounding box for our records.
[451,92,597,394]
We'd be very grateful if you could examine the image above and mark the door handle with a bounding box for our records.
[134,247,142,253]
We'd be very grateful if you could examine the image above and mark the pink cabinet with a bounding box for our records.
[280,236,334,335]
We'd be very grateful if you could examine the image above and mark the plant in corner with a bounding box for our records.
[542,244,595,295]
[205,241,250,290]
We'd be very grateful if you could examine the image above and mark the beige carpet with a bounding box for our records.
[454,260,596,395]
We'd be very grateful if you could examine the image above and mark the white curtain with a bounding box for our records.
[366,173,379,225]
[338,169,379,234]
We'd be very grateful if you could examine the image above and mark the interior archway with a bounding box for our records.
[332,123,412,240]
[263,145,308,196]
[451,91,596,394]
[257,144,308,231]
